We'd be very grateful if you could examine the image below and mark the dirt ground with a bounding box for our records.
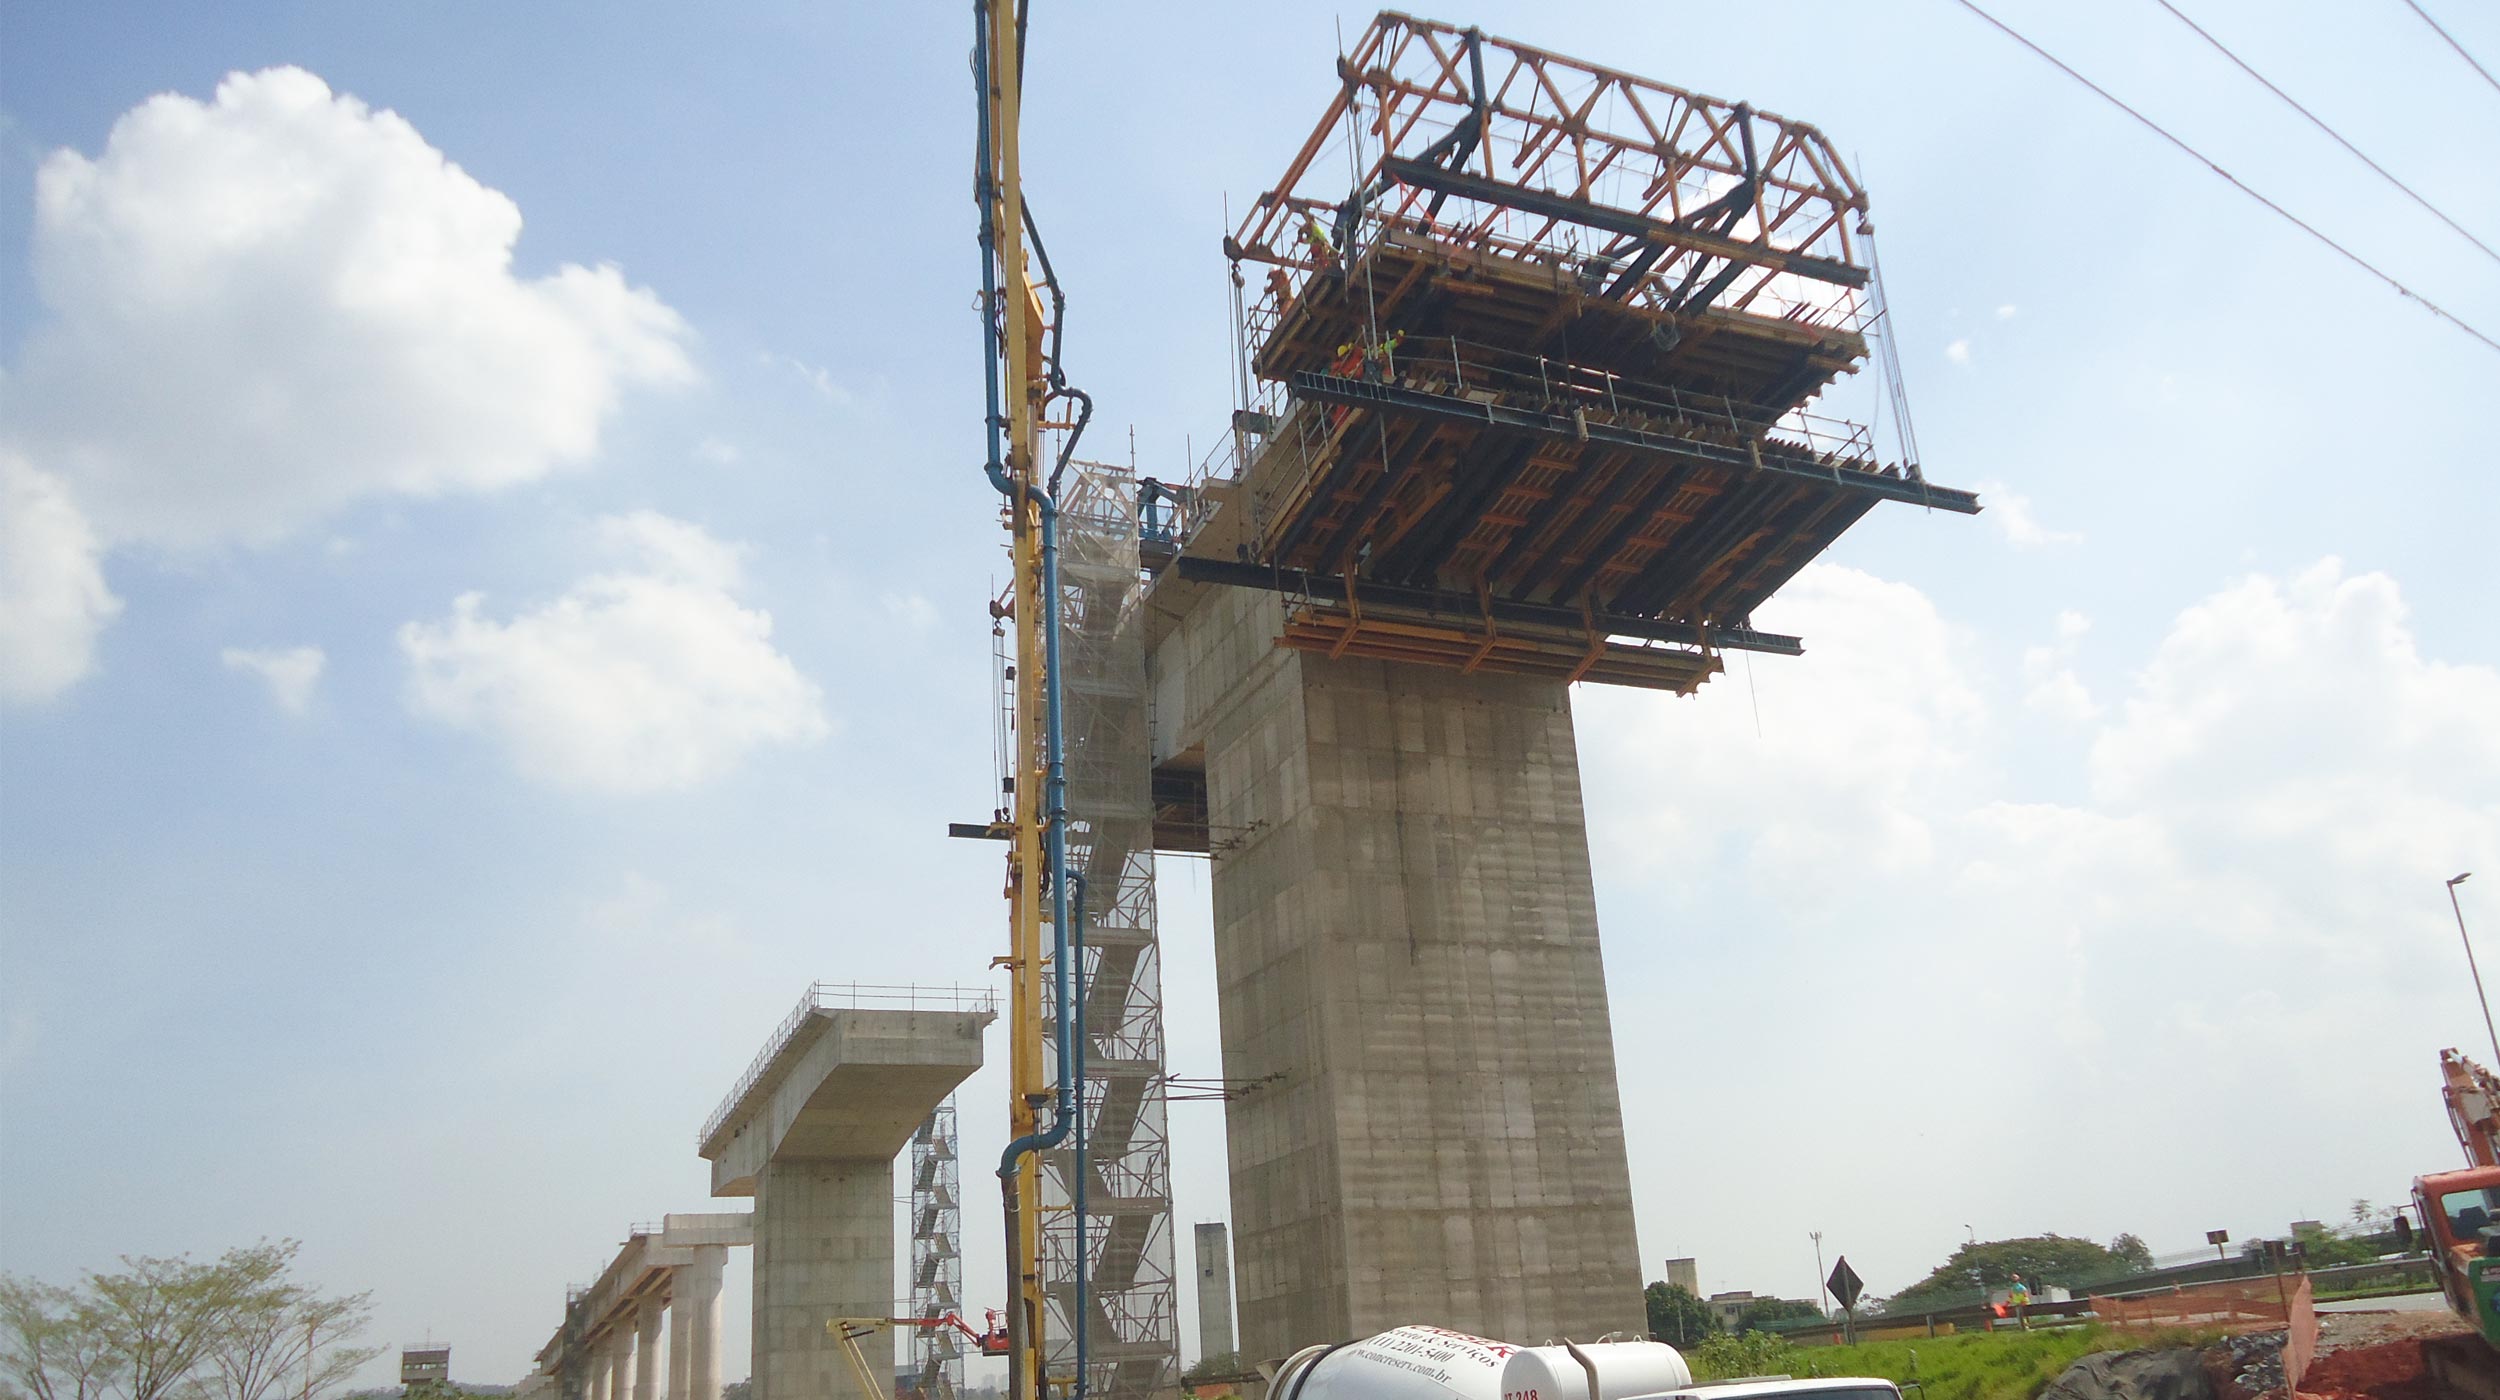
[2293,1309,2478,1400]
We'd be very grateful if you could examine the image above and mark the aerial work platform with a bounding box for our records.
[1184,11,1980,691]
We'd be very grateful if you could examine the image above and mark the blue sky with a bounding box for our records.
[3,0,2496,1389]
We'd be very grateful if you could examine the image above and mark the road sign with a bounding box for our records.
[2206,1229,2229,1245]
[1827,1257,1863,1312]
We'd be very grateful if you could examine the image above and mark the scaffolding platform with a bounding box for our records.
[1179,12,1979,691]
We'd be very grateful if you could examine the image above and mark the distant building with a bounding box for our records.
[402,1345,451,1392]
[1705,1291,1755,1330]
[1664,1258,1698,1294]
[1195,1223,1236,1363]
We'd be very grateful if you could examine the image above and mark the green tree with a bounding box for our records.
[1642,1283,1719,1346]
[0,1277,118,1400]
[2293,1222,2378,1268]
[1886,1235,2140,1313]
[2107,1234,2153,1271]
[2,1242,372,1400]
[1733,1298,1824,1333]
[200,1250,377,1400]
[1182,1352,1245,1384]
[1684,1332,1799,1382]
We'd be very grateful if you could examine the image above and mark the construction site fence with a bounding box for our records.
[1758,1252,2427,1341]
[2089,1278,2308,1332]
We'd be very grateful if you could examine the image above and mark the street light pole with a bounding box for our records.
[1812,1232,1828,1316]
[2453,873,2499,1068]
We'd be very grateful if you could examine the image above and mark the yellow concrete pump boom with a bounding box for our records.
[971,4,1089,1400]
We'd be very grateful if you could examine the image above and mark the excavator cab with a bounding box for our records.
[2414,1167,2500,1347]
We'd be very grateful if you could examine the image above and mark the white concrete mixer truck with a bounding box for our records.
[1264,1326,1903,1400]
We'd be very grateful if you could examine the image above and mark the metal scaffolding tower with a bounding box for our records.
[1039,462,1179,1400]
[910,1100,964,1400]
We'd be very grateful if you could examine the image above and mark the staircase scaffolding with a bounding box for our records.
[909,1102,963,1400]
[1039,462,1180,1400]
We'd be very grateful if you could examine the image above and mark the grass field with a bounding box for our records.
[1684,1323,2232,1400]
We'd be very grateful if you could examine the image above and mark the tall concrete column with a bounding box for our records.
[588,1348,612,1400]
[753,1161,888,1400]
[676,1246,726,1400]
[1152,585,1646,1357]
[606,1330,633,1400]
[667,1298,691,1400]
[704,1004,991,1400]
[633,1299,663,1400]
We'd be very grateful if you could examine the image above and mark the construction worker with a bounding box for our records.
[2007,1274,2031,1329]
[1300,214,1334,261]
[1326,340,1365,429]
[1366,329,1405,380]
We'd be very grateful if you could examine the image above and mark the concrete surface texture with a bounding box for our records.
[704,1008,992,1400]
[1152,584,1646,1357]
[1195,1222,1237,1363]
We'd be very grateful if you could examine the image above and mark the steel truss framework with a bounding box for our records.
[1038,463,1179,1400]
[1196,12,1977,690]
[909,1100,963,1400]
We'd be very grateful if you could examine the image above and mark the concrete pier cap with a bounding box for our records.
[701,984,996,1400]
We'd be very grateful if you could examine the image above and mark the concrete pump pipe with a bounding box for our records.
[1270,1327,1692,1400]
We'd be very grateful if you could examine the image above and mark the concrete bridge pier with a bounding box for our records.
[1147,583,1646,1356]
[667,1245,724,1400]
[605,1331,632,1400]
[632,1301,661,1400]
[702,998,993,1400]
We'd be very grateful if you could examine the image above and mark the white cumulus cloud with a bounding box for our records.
[2021,610,2099,722]
[398,514,828,792]
[221,644,326,713]
[1582,557,2496,1297]
[1976,478,2081,548]
[0,451,121,702]
[6,66,695,548]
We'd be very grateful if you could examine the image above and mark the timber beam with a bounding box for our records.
[1290,371,1983,514]
[1171,555,1804,656]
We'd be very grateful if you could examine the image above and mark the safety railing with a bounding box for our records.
[1241,204,1871,360]
[700,982,999,1148]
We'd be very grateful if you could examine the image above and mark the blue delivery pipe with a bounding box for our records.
[977,2,1088,1393]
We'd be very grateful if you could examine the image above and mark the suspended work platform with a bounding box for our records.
[1171,11,1980,692]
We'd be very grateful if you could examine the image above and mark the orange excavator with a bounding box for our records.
[2413,1049,2500,1397]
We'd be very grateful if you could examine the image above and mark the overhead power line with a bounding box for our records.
[2401,0,2500,100]
[2154,0,2500,269]
[1951,0,2500,357]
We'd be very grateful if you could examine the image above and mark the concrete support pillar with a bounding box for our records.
[634,1299,662,1400]
[703,1007,988,1400]
[1158,586,1646,1356]
[755,1161,890,1400]
[676,1247,726,1400]
[588,1339,613,1400]
[607,1331,633,1400]
[667,1293,692,1400]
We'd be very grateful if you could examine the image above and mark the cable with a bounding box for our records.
[2154,0,2500,268]
[2400,0,2500,100]
[1952,0,2500,356]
